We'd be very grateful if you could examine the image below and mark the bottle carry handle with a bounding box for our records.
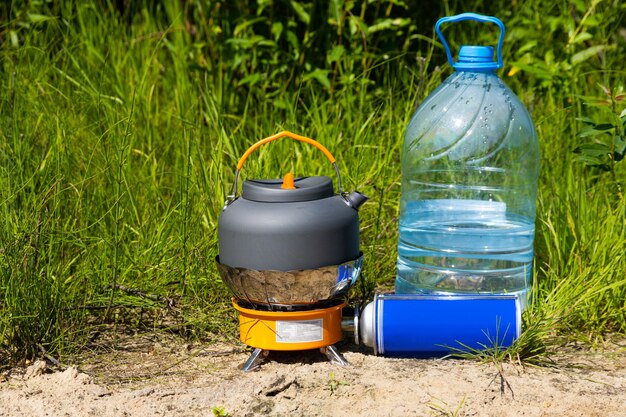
[435,12,505,70]
[226,131,344,206]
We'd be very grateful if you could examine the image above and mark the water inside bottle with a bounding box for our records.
[395,199,533,308]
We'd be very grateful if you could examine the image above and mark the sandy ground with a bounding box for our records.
[1,335,625,417]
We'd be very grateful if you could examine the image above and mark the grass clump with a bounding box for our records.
[0,0,625,364]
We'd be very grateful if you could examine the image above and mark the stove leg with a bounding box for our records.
[321,345,349,366]
[239,348,268,372]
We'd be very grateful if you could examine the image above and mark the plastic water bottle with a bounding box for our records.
[395,13,540,308]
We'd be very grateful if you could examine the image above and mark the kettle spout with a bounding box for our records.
[345,191,369,210]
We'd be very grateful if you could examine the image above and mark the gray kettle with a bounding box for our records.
[218,131,368,272]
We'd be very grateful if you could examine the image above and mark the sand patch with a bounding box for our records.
[1,335,625,417]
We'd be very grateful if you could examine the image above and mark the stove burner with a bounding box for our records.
[234,298,346,312]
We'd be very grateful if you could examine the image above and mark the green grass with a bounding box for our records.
[1,0,625,363]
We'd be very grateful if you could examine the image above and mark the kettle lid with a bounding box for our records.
[242,175,334,203]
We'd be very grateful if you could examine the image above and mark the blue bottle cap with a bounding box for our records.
[454,45,498,71]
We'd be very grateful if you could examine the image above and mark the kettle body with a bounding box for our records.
[219,176,361,271]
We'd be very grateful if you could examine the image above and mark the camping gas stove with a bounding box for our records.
[216,131,367,371]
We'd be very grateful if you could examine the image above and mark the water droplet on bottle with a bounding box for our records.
[488,193,494,201]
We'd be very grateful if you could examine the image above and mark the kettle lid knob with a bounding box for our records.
[281,172,296,190]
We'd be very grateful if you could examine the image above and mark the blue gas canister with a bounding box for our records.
[359,294,521,356]
[395,13,540,309]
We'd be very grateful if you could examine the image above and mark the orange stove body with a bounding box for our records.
[233,299,346,351]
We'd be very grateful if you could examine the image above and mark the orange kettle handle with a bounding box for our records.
[226,131,344,206]
[236,131,336,169]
